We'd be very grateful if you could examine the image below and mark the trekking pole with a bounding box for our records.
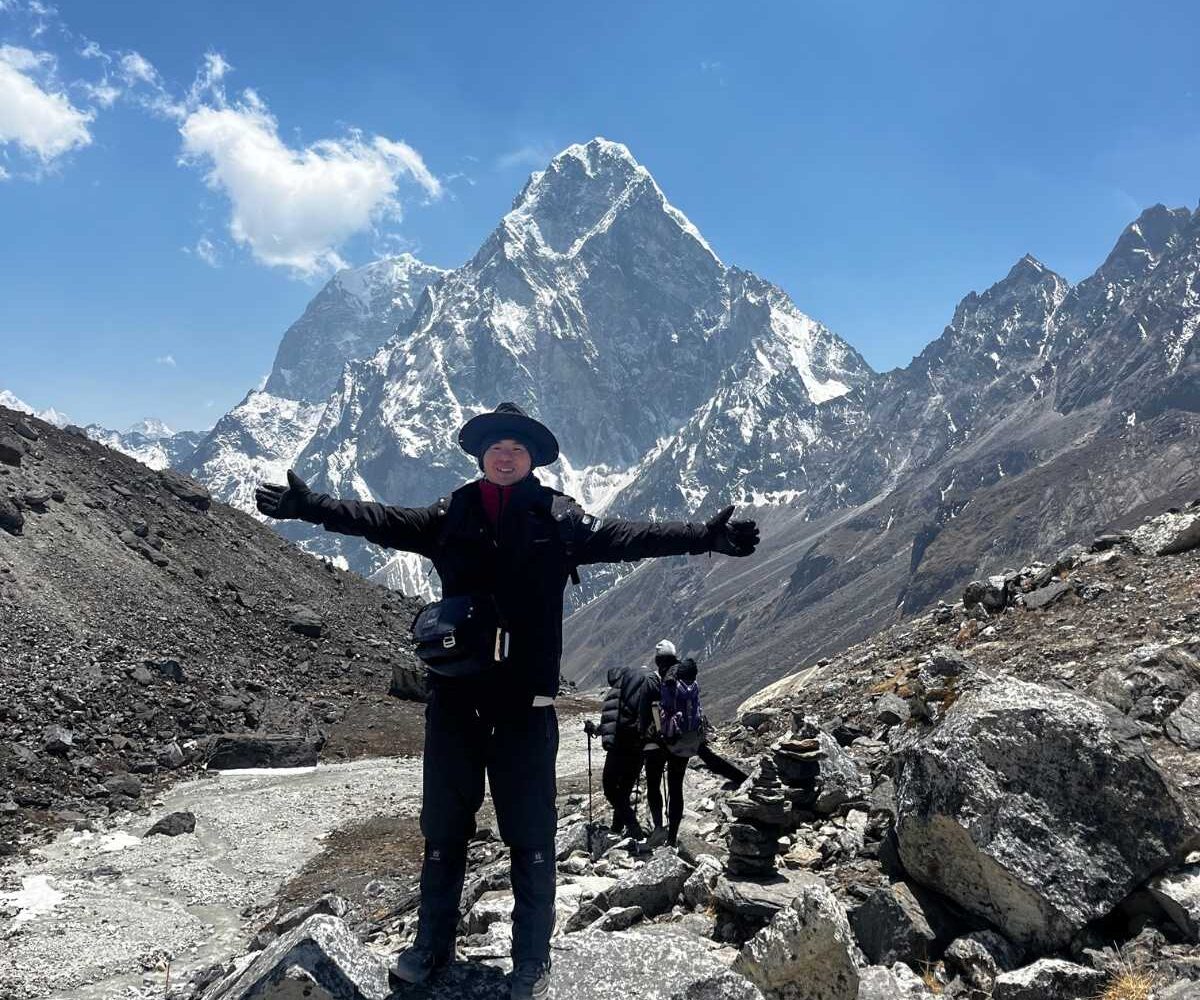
[582,720,596,847]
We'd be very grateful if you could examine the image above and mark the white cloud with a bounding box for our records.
[0,44,92,162]
[179,88,442,275]
[119,51,157,86]
[192,236,219,267]
[80,79,120,107]
[155,354,177,367]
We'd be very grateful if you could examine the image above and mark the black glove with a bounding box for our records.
[583,719,598,738]
[254,469,316,521]
[705,505,759,557]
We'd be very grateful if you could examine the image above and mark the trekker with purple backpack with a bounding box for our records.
[641,647,704,847]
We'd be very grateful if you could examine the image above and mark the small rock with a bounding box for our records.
[0,497,24,535]
[199,914,388,1000]
[146,811,196,837]
[43,725,75,755]
[991,958,1105,1000]
[0,435,23,467]
[591,905,643,932]
[104,773,143,799]
[289,607,324,639]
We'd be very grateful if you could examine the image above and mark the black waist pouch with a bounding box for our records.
[411,594,510,677]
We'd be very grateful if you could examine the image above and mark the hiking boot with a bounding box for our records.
[645,825,668,848]
[388,943,452,984]
[510,959,551,1000]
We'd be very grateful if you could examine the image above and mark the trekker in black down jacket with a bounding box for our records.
[597,663,656,838]
[255,402,759,1000]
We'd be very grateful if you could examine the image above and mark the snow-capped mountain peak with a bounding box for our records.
[126,418,174,439]
[504,137,720,264]
[0,390,70,428]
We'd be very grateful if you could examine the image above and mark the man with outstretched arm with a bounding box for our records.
[255,402,758,1000]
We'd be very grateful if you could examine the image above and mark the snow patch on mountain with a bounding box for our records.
[188,390,326,510]
[0,390,70,428]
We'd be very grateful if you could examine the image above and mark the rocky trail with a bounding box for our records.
[0,704,599,1000]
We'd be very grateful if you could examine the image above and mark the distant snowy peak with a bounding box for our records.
[0,390,70,428]
[504,137,719,264]
[126,418,174,440]
[264,254,447,403]
[332,254,448,319]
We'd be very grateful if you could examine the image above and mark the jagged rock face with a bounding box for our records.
[187,392,327,512]
[563,202,1200,715]
[732,878,862,1000]
[894,677,1200,949]
[264,255,448,404]
[1054,205,1200,418]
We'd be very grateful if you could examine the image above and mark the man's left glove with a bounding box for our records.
[705,505,759,557]
[583,719,598,738]
[255,469,319,522]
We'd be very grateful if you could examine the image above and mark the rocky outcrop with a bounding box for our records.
[895,677,1200,948]
[206,734,323,770]
[202,914,390,1000]
[733,878,862,1000]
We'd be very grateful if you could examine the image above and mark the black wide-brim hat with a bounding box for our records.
[458,402,559,468]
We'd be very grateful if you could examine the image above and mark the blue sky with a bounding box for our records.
[2,0,1199,431]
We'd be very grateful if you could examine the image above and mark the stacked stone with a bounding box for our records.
[726,754,790,876]
[773,715,826,819]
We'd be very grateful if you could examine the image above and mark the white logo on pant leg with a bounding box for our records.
[430,848,442,862]
[532,850,544,864]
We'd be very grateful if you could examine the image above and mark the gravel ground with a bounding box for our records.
[0,699,599,1000]
[0,757,423,1000]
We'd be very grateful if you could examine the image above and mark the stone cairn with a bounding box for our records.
[775,715,825,818]
[725,711,825,876]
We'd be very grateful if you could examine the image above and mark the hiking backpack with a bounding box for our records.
[659,676,703,757]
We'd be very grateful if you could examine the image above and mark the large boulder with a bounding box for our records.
[1166,692,1200,750]
[1147,865,1200,942]
[207,734,321,770]
[848,882,936,966]
[550,924,766,999]
[895,677,1200,949]
[159,468,212,510]
[714,870,819,923]
[1130,511,1200,556]
[201,914,389,1000]
[1086,644,1200,723]
[733,878,862,1000]
[599,848,694,917]
[990,958,1105,1000]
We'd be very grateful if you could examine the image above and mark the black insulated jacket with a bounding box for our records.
[303,474,711,699]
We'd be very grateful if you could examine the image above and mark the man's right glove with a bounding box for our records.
[583,719,598,738]
[705,505,759,557]
[255,469,318,521]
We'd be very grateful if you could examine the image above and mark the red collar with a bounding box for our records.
[479,480,515,528]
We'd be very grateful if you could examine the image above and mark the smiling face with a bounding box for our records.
[482,438,532,486]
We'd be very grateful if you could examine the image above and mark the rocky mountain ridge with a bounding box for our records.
[0,404,426,856]
[564,204,1200,712]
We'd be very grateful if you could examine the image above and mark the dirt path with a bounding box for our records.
[0,699,600,1000]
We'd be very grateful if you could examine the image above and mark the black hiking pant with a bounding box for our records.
[696,741,748,784]
[414,680,558,964]
[601,742,644,836]
[643,747,688,843]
